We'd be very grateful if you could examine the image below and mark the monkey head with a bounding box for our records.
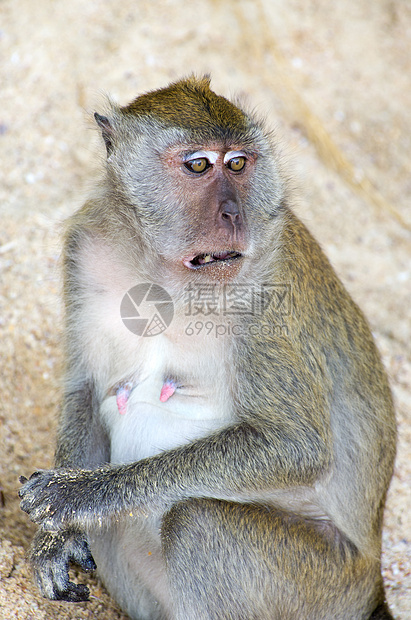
[94,77,285,283]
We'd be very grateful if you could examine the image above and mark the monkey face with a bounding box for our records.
[105,126,283,284]
[160,144,255,281]
[95,78,286,282]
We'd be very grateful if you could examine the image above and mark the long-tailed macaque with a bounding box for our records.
[19,77,396,619]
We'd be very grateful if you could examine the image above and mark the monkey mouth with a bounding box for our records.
[183,251,243,270]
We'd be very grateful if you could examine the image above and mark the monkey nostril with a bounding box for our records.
[220,202,242,227]
[220,211,242,228]
[221,212,235,221]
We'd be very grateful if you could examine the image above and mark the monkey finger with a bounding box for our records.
[56,581,90,603]
[20,501,45,522]
[18,478,33,498]
[19,491,37,511]
[80,555,97,572]
[35,562,90,602]
[69,537,97,572]
[29,470,44,480]
[19,471,49,499]
[18,484,34,500]
[19,482,45,509]
[20,490,57,524]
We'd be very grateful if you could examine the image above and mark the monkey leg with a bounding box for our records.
[161,498,386,620]
[89,516,171,620]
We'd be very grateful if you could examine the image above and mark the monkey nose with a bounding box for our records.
[219,200,242,229]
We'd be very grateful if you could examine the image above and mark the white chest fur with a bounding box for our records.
[100,331,234,463]
[76,237,234,465]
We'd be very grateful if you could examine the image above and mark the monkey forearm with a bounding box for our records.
[54,383,110,469]
[20,421,330,530]
[139,421,330,498]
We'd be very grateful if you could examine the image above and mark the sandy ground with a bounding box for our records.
[0,0,410,618]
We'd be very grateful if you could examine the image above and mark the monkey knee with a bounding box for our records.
[161,498,264,570]
[161,498,217,556]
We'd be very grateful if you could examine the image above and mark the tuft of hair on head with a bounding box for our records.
[120,75,250,140]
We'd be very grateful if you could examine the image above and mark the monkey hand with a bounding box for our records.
[19,468,108,530]
[28,527,96,602]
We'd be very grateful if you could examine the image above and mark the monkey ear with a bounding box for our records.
[94,112,115,157]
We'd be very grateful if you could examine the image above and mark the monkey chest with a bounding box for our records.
[99,333,234,464]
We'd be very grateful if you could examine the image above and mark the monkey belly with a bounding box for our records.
[89,514,171,620]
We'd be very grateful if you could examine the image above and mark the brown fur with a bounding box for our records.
[20,77,396,619]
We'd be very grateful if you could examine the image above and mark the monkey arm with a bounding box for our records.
[21,218,335,533]
[19,407,331,532]
[54,380,110,468]
[22,378,109,601]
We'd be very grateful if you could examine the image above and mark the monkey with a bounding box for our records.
[19,76,396,620]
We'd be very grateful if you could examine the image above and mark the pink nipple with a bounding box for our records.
[116,382,132,415]
[160,380,176,403]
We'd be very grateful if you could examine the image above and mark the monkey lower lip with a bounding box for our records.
[184,251,242,269]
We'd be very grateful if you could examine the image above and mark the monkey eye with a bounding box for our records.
[184,157,211,174]
[226,156,246,172]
